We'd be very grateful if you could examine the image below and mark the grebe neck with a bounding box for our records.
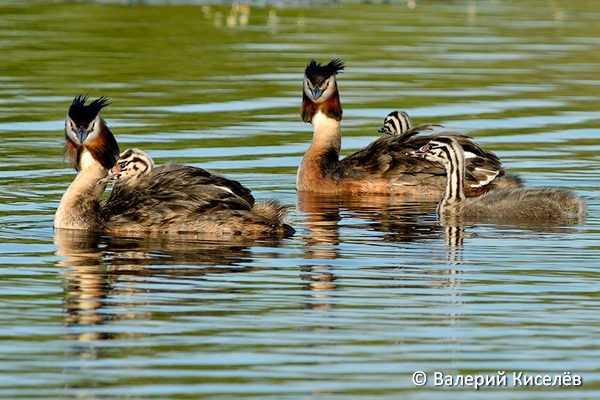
[296,111,342,191]
[310,110,341,154]
[54,151,108,230]
[439,142,467,212]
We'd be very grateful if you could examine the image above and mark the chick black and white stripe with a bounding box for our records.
[413,137,586,223]
[378,111,412,137]
[111,148,155,183]
[377,110,441,142]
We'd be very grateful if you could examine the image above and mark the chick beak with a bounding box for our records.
[413,144,431,157]
[108,162,121,179]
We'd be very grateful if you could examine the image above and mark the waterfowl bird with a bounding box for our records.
[54,96,294,237]
[106,147,256,205]
[378,111,413,136]
[377,110,441,140]
[297,59,522,197]
[413,137,586,223]
[108,148,155,185]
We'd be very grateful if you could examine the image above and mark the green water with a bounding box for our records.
[1,1,599,399]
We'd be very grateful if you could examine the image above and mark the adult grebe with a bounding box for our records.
[296,59,522,197]
[54,96,294,238]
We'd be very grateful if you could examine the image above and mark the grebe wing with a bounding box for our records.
[339,131,504,189]
[103,165,255,226]
[156,164,255,205]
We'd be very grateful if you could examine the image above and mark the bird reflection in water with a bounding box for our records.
[298,192,341,312]
[55,229,271,348]
[442,217,466,267]
[298,192,442,245]
[439,217,466,333]
[298,192,449,311]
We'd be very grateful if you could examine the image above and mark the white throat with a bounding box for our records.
[54,150,108,231]
[79,150,98,171]
[311,110,341,152]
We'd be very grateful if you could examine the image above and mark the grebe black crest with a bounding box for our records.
[68,96,111,128]
[304,58,344,87]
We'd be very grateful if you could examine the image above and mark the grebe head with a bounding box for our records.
[303,58,344,104]
[378,111,412,136]
[64,96,120,171]
[66,96,109,145]
[413,137,459,167]
[109,148,154,184]
[301,58,344,123]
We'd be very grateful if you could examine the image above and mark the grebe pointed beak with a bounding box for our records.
[311,87,322,100]
[378,126,391,135]
[77,127,88,144]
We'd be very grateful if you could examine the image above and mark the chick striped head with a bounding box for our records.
[378,111,412,136]
[109,148,154,184]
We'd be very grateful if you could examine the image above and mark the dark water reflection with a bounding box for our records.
[56,231,258,343]
[298,192,442,247]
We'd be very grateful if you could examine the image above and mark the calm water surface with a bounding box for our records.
[1,1,599,399]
